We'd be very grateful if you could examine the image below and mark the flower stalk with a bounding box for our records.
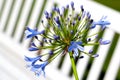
[69,52,79,80]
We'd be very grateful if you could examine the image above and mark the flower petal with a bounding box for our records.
[24,56,41,62]
[29,47,39,51]
[77,45,84,52]
[73,48,79,56]
[99,39,111,45]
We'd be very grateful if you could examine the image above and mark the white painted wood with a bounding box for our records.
[6,0,22,36]
[0,0,12,31]
[87,28,114,80]
[104,38,120,80]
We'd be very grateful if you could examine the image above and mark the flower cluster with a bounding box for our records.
[24,1,110,77]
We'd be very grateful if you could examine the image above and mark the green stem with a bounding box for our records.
[69,52,79,80]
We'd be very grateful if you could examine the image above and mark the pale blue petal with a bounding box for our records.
[74,48,79,56]
[77,45,84,52]
[29,47,39,51]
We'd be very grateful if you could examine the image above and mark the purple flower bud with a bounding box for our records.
[70,1,74,10]
[44,11,49,16]
[49,50,53,55]
[72,21,76,26]
[52,7,56,11]
[89,49,93,54]
[62,6,65,11]
[87,38,91,42]
[53,35,60,40]
[80,5,84,12]
[56,7,60,14]
[92,54,99,57]
[44,11,50,19]
[99,39,111,45]
[54,16,60,25]
[66,4,69,9]
[67,17,70,21]
[87,12,91,19]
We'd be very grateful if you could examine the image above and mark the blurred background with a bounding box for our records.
[0,0,120,80]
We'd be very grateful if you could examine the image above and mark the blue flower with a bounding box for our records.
[24,56,42,67]
[28,42,39,51]
[68,41,84,56]
[99,39,111,45]
[30,61,48,77]
[25,27,45,39]
[91,16,110,29]
[24,56,48,76]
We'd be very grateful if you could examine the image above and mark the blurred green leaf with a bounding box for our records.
[94,0,120,12]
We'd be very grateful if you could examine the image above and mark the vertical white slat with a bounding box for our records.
[0,0,3,11]
[104,37,120,80]
[13,0,32,43]
[61,54,71,77]
[77,49,91,80]
[0,0,12,31]
[37,0,53,31]
[87,29,114,80]
[6,0,22,36]
[77,21,101,80]
[46,63,72,80]
[32,0,55,48]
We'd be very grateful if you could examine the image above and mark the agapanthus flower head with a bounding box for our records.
[24,2,110,77]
